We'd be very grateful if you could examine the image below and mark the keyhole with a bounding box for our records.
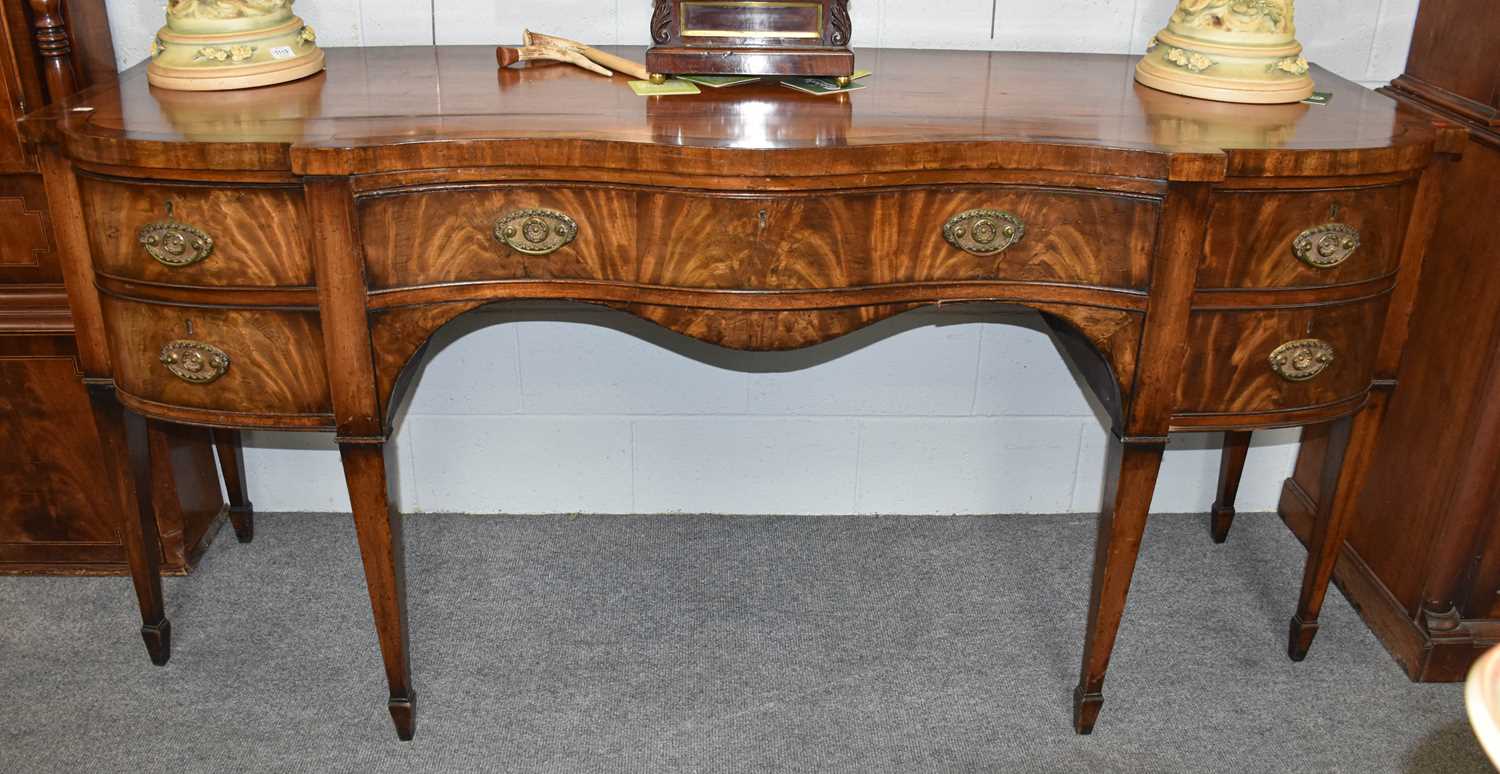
[185,318,194,336]
[1329,203,1341,221]
[758,209,768,230]
[165,199,175,219]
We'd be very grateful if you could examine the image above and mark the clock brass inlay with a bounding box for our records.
[494,209,578,256]
[1293,223,1360,269]
[943,209,1026,256]
[1269,339,1335,382]
[159,340,231,384]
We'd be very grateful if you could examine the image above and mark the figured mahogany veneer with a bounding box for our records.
[20,46,1460,741]
[1177,295,1390,419]
[78,173,314,288]
[1199,184,1407,289]
[96,295,331,427]
[359,184,1159,291]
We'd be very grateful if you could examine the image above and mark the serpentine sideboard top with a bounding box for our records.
[22,46,1438,180]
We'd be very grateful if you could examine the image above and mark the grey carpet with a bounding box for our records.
[0,511,1489,774]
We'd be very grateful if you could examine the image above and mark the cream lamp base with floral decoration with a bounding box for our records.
[147,0,324,91]
[1135,0,1314,104]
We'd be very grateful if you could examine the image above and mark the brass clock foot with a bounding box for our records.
[649,73,667,85]
[835,75,852,87]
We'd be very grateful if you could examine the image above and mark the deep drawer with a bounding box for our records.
[99,295,331,424]
[1174,295,1390,417]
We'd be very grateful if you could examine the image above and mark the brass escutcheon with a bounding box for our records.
[1293,223,1360,269]
[159,339,231,384]
[138,201,215,268]
[1269,339,1335,382]
[494,208,578,255]
[943,209,1025,256]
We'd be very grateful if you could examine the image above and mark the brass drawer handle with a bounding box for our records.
[494,208,578,255]
[138,201,215,268]
[160,340,231,384]
[1293,223,1360,269]
[1269,339,1335,382]
[944,209,1025,256]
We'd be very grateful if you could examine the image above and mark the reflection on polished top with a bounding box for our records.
[23,46,1433,177]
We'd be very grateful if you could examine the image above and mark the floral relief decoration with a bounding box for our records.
[1171,0,1293,35]
[194,44,257,62]
[1166,47,1215,73]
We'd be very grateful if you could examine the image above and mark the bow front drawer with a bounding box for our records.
[357,183,1159,292]
[1173,295,1389,421]
[1196,184,1408,289]
[97,295,333,428]
[78,174,315,288]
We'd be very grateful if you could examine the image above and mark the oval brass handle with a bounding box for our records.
[944,209,1025,256]
[1293,223,1360,269]
[1269,339,1335,382]
[138,202,215,268]
[160,340,231,384]
[494,208,578,255]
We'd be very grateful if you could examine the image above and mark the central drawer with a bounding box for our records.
[357,184,1159,292]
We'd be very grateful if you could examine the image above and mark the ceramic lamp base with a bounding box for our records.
[1134,29,1313,105]
[147,16,324,92]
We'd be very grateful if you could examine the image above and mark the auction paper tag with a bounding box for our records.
[1303,91,1333,105]
[781,76,867,96]
[679,74,761,88]
[269,46,296,60]
[629,79,702,97]
[630,78,705,96]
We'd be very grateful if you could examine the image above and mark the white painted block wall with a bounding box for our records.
[101,1,1422,515]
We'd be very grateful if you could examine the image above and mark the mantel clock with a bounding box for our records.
[645,0,855,84]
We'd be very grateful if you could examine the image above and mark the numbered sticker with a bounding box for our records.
[269,46,295,60]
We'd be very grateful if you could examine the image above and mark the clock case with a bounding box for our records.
[645,0,854,80]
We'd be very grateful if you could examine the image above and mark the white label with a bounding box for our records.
[270,46,295,60]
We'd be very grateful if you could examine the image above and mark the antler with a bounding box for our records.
[496,38,613,77]
[497,29,651,81]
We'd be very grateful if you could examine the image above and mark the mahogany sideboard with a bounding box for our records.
[20,46,1461,740]
[1249,0,1500,683]
[0,0,241,575]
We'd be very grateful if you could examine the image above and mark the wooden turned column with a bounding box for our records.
[28,0,79,100]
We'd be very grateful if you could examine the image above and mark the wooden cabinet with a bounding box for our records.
[1276,0,1500,681]
[0,0,233,574]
